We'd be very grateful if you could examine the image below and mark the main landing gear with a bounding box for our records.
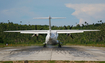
[43,44,46,47]
[58,43,61,48]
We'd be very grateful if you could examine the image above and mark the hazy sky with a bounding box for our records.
[0,0,105,26]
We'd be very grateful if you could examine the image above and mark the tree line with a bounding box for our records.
[0,21,105,45]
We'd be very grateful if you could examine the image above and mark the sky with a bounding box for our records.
[0,0,105,26]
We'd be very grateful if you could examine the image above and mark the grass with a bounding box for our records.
[0,61,13,63]
[0,43,105,48]
[0,43,43,48]
[0,61,105,63]
[65,44,105,47]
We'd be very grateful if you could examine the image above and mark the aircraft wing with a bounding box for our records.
[4,30,100,34]
[56,30,100,34]
[4,30,48,34]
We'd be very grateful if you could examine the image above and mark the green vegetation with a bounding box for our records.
[0,61,105,63]
[0,61,13,63]
[0,21,105,47]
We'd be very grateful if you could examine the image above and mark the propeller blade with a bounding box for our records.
[64,26,74,39]
[70,34,73,39]
[70,25,73,29]
[36,36,38,40]
[65,34,69,39]
[64,26,67,29]
[35,25,37,30]
[65,34,73,39]
[65,36,68,39]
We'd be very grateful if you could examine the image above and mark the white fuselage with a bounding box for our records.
[45,31,59,45]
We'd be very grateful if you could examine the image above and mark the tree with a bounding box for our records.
[82,24,84,28]
[76,24,80,27]
[0,37,4,43]
[100,20,102,22]
[8,20,10,23]
[0,22,104,45]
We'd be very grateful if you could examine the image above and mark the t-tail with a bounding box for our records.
[33,16,66,33]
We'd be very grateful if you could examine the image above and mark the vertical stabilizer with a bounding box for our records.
[33,16,66,32]
[49,16,51,33]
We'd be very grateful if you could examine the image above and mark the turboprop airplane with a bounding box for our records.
[4,16,100,47]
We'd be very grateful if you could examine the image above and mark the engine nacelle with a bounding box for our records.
[32,33,39,37]
[67,33,70,36]
[34,34,39,36]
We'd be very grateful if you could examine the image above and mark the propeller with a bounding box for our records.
[66,34,73,39]
[64,25,73,29]
[31,34,38,40]
[31,25,43,40]
[64,25,73,39]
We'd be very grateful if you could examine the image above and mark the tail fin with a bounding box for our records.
[49,16,51,33]
[33,16,66,31]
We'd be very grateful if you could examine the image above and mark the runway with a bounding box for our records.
[0,46,105,61]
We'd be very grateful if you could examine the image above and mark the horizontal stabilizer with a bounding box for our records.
[33,17,66,19]
[51,17,66,19]
[33,17,49,19]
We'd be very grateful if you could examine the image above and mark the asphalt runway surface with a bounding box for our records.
[0,46,105,61]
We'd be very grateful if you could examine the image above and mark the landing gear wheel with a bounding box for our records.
[43,44,46,47]
[58,44,61,48]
